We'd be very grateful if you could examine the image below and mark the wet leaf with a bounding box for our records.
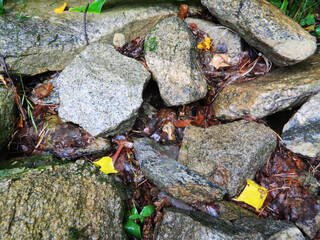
[69,0,106,13]
[178,4,188,20]
[93,156,118,174]
[141,205,155,218]
[129,214,142,220]
[233,180,268,211]
[124,219,141,238]
[54,2,67,13]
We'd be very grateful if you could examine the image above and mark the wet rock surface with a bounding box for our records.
[282,93,320,158]
[0,160,127,240]
[58,43,150,137]
[201,0,316,67]
[178,120,277,196]
[0,0,177,75]
[144,17,207,106]
[134,138,226,204]
[213,53,320,119]
[155,208,304,240]
[0,86,15,150]
[185,18,242,55]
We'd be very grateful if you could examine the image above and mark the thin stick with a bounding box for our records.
[84,3,89,46]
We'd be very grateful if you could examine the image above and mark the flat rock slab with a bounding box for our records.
[57,43,150,137]
[213,53,320,119]
[282,93,320,158]
[134,138,226,204]
[0,0,177,75]
[155,208,304,240]
[144,17,207,106]
[178,120,277,197]
[201,0,316,67]
[185,18,242,55]
[0,86,15,150]
[0,160,127,240]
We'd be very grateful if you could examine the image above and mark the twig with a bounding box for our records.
[0,53,27,120]
[84,3,89,46]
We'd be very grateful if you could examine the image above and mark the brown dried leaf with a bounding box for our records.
[209,54,231,69]
[32,83,54,99]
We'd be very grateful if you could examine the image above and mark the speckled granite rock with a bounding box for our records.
[0,86,15,150]
[58,43,150,137]
[0,0,177,75]
[0,160,126,240]
[144,17,207,106]
[155,208,304,240]
[282,92,320,158]
[201,0,316,67]
[213,54,320,119]
[178,120,277,197]
[134,138,226,204]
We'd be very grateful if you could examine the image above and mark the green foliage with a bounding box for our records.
[269,0,320,35]
[124,205,155,238]
[145,37,158,52]
[0,0,4,14]
[70,0,107,13]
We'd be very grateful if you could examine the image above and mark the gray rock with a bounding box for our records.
[213,53,320,119]
[295,208,320,239]
[0,160,127,240]
[144,17,207,106]
[0,86,15,150]
[134,138,226,204]
[0,0,177,75]
[282,93,320,157]
[185,18,242,55]
[178,120,277,197]
[58,43,150,137]
[155,208,304,239]
[201,0,316,67]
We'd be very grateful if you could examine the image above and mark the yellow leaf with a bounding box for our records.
[304,24,315,32]
[93,156,118,174]
[233,180,267,211]
[197,37,211,50]
[54,2,67,14]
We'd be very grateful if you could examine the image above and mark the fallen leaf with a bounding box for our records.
[93,156,118,174]
[54,2,67,14]
[32,83,54,99]
[209,54,231,69]
[233,180,267,211]
[197,37,211,50]
[178,4,188,20]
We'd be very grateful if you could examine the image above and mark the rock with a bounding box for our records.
[155,208,304,239]
[213,53,320,119]
[201,0,316,67]
[57,43,150,137]
[134,138,226,204]
[178,120,277,197]
[282,93,320,158]
[295,208,320,239]
[185,18,242,55]
[0,160,127,240]
[0,0,177,75]
[113,33,126,48]
[144,17,207,106]
[0,86,15,150]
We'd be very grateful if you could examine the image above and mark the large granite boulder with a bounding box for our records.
[0,86,15,151]
[282,92,320,158]
[213,53,320,119]
[134,138,226,204]
[155,208,304,240]
[144,17,207,106]
[0,0,177,75]
[201,0,316,67]
[178,120,277,197]
[57,43,150,137]
[0,160,127,240]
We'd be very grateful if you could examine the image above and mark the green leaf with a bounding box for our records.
[124,219,141,238]
[280,0,288,12]
[0,0,4,14]
[140,216,145,224]
[131,206,138,215]
[315,26,320,36]
[140,205,155,218]
[128,214,142,220]
[304,13,315,25]
[269,0,282,8]
[69,0,107,13]
[300,18,306,26]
